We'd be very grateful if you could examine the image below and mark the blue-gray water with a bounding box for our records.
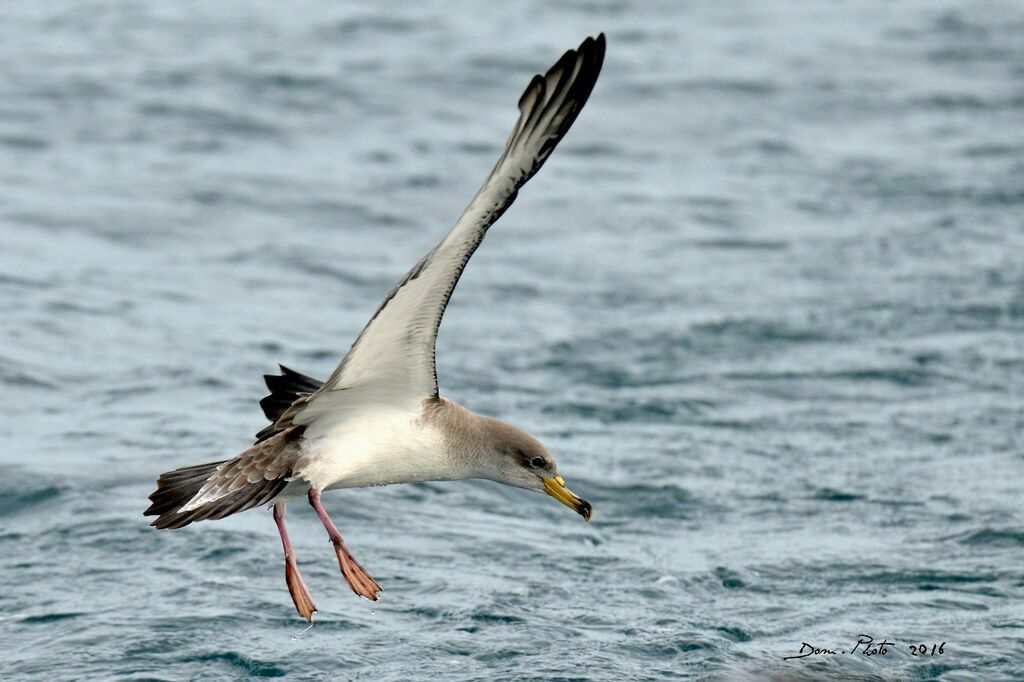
[2,1,1022,680]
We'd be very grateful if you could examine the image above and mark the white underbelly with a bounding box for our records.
[294,408,452,490]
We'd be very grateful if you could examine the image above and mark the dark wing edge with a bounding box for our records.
[486,32,606,194]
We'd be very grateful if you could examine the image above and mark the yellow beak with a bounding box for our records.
[543,476,592,522]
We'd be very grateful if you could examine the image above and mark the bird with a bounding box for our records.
[145,33,605,622]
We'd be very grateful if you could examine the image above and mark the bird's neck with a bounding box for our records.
[420,396,501,478]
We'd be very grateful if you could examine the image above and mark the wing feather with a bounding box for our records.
[280,34,605,427]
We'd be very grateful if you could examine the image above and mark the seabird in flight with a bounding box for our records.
[145,33,605,622]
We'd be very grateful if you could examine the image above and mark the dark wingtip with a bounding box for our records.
[257,365,323,441]
[579,32,606,60]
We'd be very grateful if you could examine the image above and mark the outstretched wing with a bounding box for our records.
[281,34,605,427]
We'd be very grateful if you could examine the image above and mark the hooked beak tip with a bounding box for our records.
[543,476,593,522]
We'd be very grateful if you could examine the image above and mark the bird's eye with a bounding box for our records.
[529,456,546,469]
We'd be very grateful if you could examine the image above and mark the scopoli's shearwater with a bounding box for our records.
[145,34,605,622]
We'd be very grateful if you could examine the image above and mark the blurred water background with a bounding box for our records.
[2,1,1023,680]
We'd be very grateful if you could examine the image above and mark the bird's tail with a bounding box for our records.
[144,460,228,529]
[144,428,303,529]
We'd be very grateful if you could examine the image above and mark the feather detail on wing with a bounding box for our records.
[275,34,605,429]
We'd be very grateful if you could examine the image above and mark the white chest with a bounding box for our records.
[294,408,454,490]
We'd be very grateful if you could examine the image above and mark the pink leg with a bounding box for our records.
[308,488,381,601]
[273,502,318,622]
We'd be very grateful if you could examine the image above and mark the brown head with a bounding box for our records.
[477,418,592,521]
[427,398,592,521]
